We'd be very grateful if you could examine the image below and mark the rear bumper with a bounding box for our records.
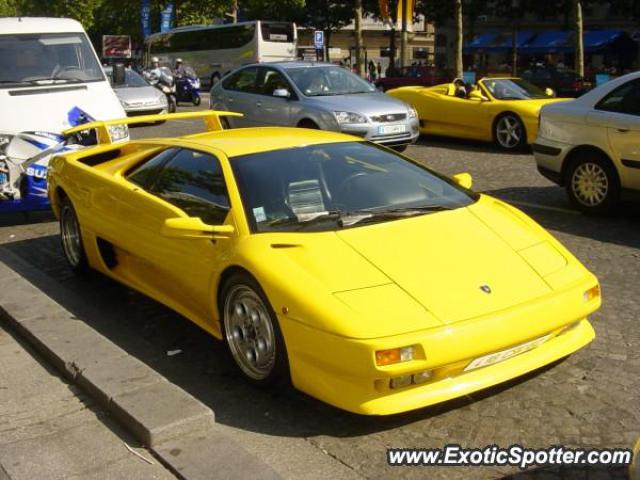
[282,277,599,415]
[533,138,572,185]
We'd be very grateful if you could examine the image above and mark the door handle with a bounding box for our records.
[256,101,262,107]
[617,128,629,133]
[227,97,234,103]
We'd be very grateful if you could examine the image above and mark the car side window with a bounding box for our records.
[126,148,179,189]
[257,68,291,96]
[221,67,259,93]
[596,79,640,116]
[150,149,231,225]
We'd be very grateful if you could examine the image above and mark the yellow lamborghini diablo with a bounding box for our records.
[47,111,599,415]
[387,77,569,149]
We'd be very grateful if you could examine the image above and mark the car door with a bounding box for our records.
[220,66,260,127]
[252,66,296,126]
[592,78,640,189]
[428,91,491,140]
[117,147,234,326]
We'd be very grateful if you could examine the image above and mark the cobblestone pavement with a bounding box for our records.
[0,118,638,479]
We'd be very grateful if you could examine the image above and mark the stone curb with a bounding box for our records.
[0,247,280,480]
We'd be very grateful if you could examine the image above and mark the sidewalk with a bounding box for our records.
[0,322,175,480]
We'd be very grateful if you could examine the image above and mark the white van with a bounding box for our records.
[0,17,127,212]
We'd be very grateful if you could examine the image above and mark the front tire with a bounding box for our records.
[392,145,408,153]
[167,95,177,113]
[220,273,290,387]
[193,95,201,106]
[565,152,620,213]
[59,196,89,274]
[494,113,526,150]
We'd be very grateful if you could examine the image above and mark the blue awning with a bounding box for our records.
[519,30,627,54]
[464,31,535,53]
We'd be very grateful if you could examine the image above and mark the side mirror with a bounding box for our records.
[544,87,556,97]
[452,172,473,189]
[273,88,290,98]
[468,90,487,101]
[162,217,234,239]
[113,63,126,86]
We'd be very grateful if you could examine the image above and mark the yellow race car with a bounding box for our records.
[387,77,569,149]
[48,111,600,415]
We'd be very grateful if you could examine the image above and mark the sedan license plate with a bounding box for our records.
[464,334,552,372]
[378,124,406,135]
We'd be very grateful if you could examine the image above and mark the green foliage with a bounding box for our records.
[0,0,18,16]
[240,0,305,21]
[14,0,103,30]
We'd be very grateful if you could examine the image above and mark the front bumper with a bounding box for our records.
[281,278,599,415]
[339,118,420,147]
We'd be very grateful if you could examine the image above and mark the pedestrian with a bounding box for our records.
[376,61,382,78]
[368,60,377,81]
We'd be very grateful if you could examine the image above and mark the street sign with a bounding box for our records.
[314,30,324,49]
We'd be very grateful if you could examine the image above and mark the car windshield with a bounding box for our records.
[107,68,149,88]
[286,66,375,96]
[0,32,104,87]
[481,78,549,100]
[231,142,477,233]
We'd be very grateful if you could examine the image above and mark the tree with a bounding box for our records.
[354,0,365,76]
[295,1,353,61]
[14,0,103,30]
[239,0,304,21]
[574,0,584,77]
[454,0,463,77]
[0,0,18,16]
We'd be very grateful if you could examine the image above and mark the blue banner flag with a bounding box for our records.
[160,2,174,33]
[141,0,151,38]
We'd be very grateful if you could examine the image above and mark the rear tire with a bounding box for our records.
[220,272,290,388]
[565,152,620,213]
[59,195,89,275]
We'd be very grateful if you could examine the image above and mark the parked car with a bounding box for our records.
[104,66,168,116]
[521,66,592,98]
[209,61,419,151]
[388,77,568,149]
[48,110,600,415]
[533,70,640,213]
[375,66,450,92]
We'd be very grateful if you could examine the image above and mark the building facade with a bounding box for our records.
[298,15,435,76]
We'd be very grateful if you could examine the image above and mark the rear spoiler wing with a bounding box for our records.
[62,110,243,145]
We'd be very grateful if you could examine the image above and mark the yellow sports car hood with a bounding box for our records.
[335,198,563,325]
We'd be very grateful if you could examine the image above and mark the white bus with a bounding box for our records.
[144,21,297,88]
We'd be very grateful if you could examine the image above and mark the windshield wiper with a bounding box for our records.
[267,211,343,230]
[341,205,454,226]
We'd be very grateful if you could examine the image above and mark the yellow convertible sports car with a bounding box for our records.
[48,111,600,415]
[387,77,568,149]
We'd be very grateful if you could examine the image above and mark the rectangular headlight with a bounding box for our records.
[108,124,129,143]
[407,107,418,119]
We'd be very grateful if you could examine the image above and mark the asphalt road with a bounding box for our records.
[0,99,638,479]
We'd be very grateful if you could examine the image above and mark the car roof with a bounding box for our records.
[180,127,354,158]
[0,17,85,34]
[245,61,336,70]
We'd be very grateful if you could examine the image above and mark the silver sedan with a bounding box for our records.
[209,62,419,151]
[105,67,168,116]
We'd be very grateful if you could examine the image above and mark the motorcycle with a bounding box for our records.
[175,66,201,106]
[0,107,97,213]
[145,66,177,113]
